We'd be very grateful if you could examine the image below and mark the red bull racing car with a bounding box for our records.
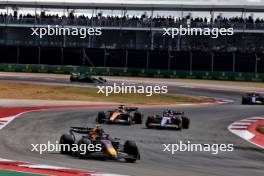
[59,126,140,162]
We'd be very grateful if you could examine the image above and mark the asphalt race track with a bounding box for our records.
[0,76,264,176]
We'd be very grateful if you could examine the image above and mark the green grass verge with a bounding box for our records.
[0,81,211,104]
[0,170,43,176]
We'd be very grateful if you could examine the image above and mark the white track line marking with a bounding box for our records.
[240,119,258,122]
[0,109,130,176]
[0,158,13,162]
[92,174,128,176]
[19,164,68,170]
[0,115,19,130]
[228,116,264,148]
[248,117,264,120]
[228,128,255,140]
[232,122,252,125]
[230,126,248,129]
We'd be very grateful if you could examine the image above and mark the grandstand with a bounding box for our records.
[0,1,263,73]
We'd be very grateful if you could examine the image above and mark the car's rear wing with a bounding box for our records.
[125,107,138,111]
[70,127,90,134]
[71,72,80,76]
[173,111,184,115]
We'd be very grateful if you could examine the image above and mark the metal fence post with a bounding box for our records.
[150,31,154,50]
[104,48,107,67]
[125,49,128,68]
[38,47,41,64]
[16,46,19,64]
[82,48,85,66]
[61,48,64,65]
[168,50,172,70]
[211,52,214,72]
[146,50,149,69]
[255,54,260,73]
[190,51,193,71]
[232,52,236,72]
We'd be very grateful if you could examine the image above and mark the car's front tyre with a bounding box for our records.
[242,97,248,104]
[134,112,143,124]
[182,116,190,129]
[145,116,154,128]
[123,140,140,163]
[59,134,74,155]
[97,112,106,124]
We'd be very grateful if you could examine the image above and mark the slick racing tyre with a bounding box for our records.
[77,138,92,159]
[145,116,154,128]
[98,77,107,82]
[123,140,140,163]
[70,76,77,82]
[174,118,182,130]
[242,97,247,104]
[97,112,106,124]
[59,134,74,154]
[134,112,143,124]
[182,116,190,129]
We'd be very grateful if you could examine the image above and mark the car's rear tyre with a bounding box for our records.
[174,118,182,130]
[77,138,91,159]
[97,112,106,124]
[70,76,77,82]
[242,97,246,104]
[123,140,140,163]
[182,116,190,129]
[134,112,143,124]
[145,116,154,128]
[242,97,249,105]
[59,134,74,154]
[99,77,107,82]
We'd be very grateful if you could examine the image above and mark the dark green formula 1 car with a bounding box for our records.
[70,72,107,83]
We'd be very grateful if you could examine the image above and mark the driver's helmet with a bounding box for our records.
[163,110,169,116]
[95,125,103,134]
[89,125,103,139]
[164,110,171,117]
[118,105,125,110]
[117,105,126,113]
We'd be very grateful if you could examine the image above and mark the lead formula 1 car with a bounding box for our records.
[145,110,190,130]
[70,72,107,83]
[242,93,264,105]
[96,105,143,125]
[59,126,140,162]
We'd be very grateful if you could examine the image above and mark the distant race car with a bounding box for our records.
[59,126,140,162]
[242,93,264,105]
[145,110,190,130]
[70,72,106,83]
[97,105,143,125]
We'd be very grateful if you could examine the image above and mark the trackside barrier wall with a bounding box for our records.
[0,64,263,82]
